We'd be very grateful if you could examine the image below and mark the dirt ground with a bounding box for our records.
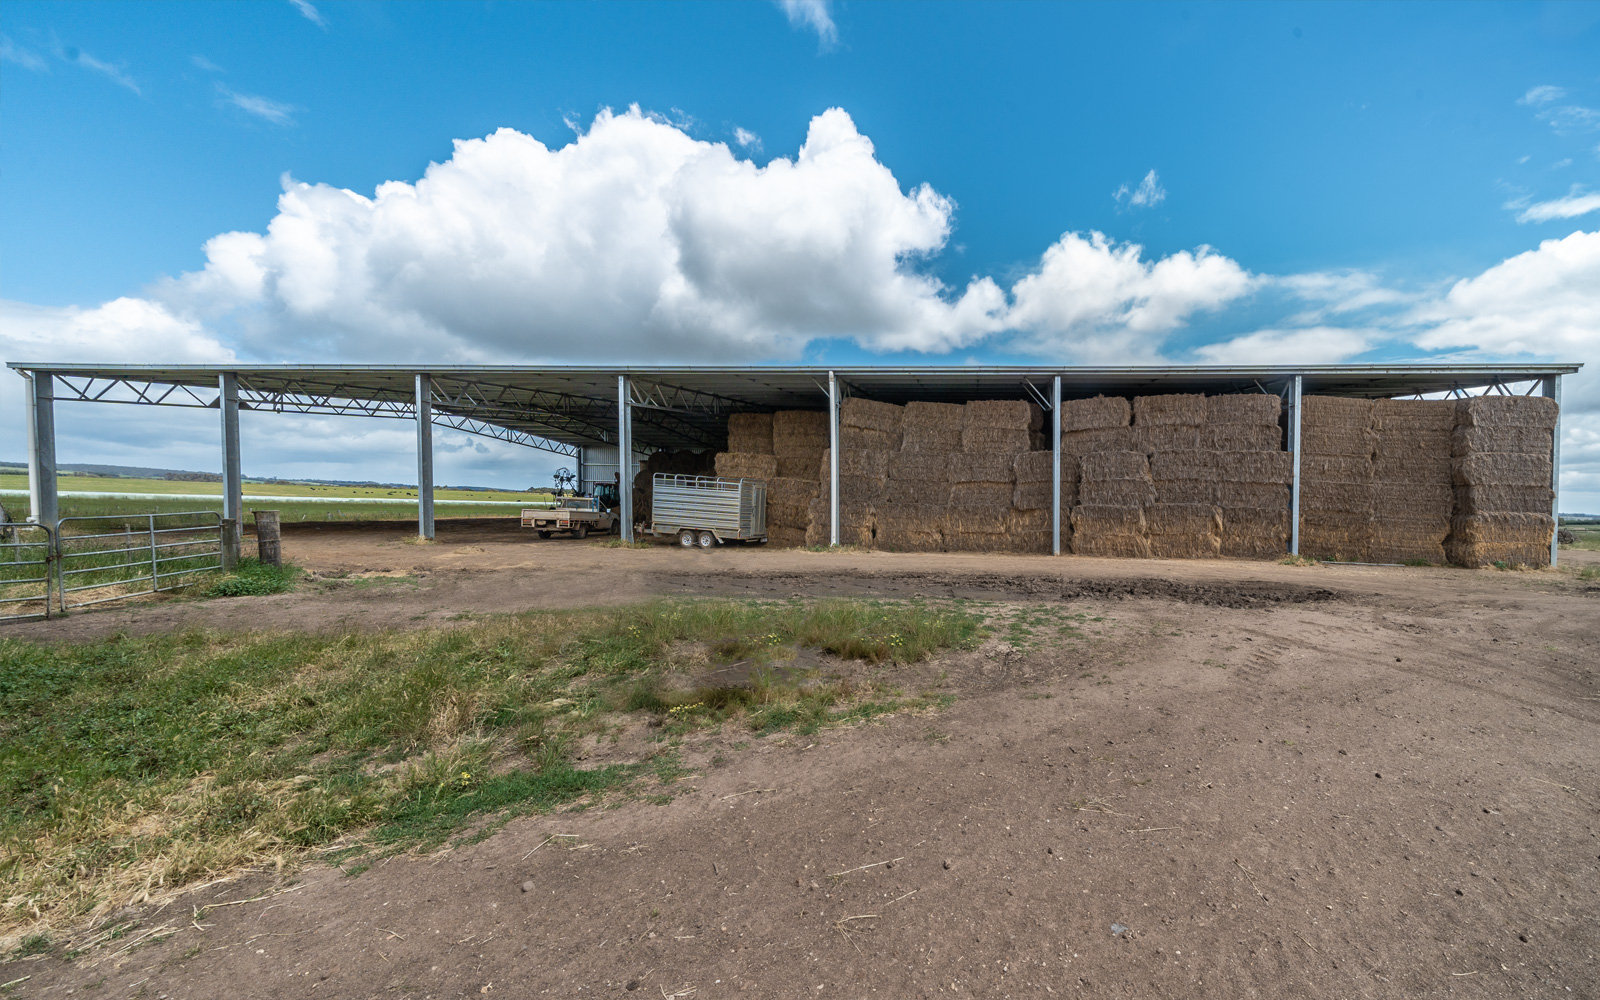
[4,522,1598,998]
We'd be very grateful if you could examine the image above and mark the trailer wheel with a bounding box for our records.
[537,531,552,539]
[678,529,696,548]
[697,530,716,549]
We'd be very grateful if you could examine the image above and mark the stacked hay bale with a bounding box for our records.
[1136,394,1213,560]
[767,411,828,547]
[1207,394,1289,559]
[1298,397,1377,561]
[878,402,958,551]
[809,398,901,547]
[1368,400,1455,563]
[947,401,1044,553]
[634,450,715,527]
[1074,450,1155,557]
[1446,395,1557,567]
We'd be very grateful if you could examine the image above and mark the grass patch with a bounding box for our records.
[0,597,981,940]
[598,538,654,549]
[202,558,302,597]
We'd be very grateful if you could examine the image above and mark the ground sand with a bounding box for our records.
[4,522,1597,998]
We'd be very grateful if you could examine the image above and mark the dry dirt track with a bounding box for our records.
[4,523,1599,998]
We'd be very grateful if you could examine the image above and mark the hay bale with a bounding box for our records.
[767,501,812,529]
[901,402,965,452]
[949,482,1015,508]
[961,426,1032,452]
[840,397,904,434]
[1300,455,1372,482]
[1207,394,1281,426]
[1302,480,1373,514]
[767,477,820,508]
[1081,450,1151,481]
[766,526,808,548]
[1300,511,1374,562]
[1149,534,1223,559]
[1080,479,1156,507]
[1133,394,1207,427]
[1365,538,1447,565]
[1451,424,1553,456]
[1062,395,1131,432]
[714,452,778,480]
[1301,427,1377,458]
[1372,452,1452,484]
[1451,453,1553,487]
[1013,481,1054,510]
[1453,485,1553,515]
[1133,425,1202,454]
[1220,507,1290,560]
[805,497,875,548]
[776,454,825,478]
[964,399,1043,431]
[1214,481,1287,508]
[875,503,947,552]
[727,413,774,455]
[1148,451,1217,482]
[1373,398,1456,431]
[1202,424,1281,452]
[888,451,954,483]
[1445,513,1553,567]
[1154,479,1217,505]
[1371,482,1452,510]
[773,409,827,441]
[1146,503,1223,537]
[1061,427,1135,454]
[952,452,1017,484]
[903,425,962,452]
[1304,396,1376,425]
[1216,451,1292,484]
[840,426,900,452]
[1455,395,1558,430]
[818,447,890,480]
[1070,505,1150,558]
[1008,508,1051,533]
[1014,450,1055,483]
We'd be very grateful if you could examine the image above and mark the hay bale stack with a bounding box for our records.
[1299,396,1376,561]
[948,444,1014,512]
[876,504,946,552]
[1012,451,1061,511]
[1062,395,1131,432]
[1081,451,1156,507]
[772,410,828,479]
[1207,394,1282,426]
[841,398,904,448]
[960,398,1037,454]
[634,449,715,526]
[1221,506,1291,559]
[901,401,964,452]
[805,496,875,548]
[714,452,778,481]
[1146,503,1222,559]
[817,447,888,504]
[1071,504,1150,558]
[1365,400,1456,563]
[1213,445,1292,560]
[1445,395,1558,566]
[766,476,819,541]
[1133,393,1207,427]
[726,413,774,455]
[1149,449,1216,507]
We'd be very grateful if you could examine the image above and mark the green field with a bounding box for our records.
[0,473,550,503]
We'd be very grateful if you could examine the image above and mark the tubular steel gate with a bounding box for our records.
[56,511,224,611]
[0,521,56,622]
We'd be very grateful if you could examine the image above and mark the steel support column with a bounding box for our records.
[416,373,435,540]
[618,375,634,542]
[1288,374,1303,557]
[1051,374,1063,556]
[219,373,242,569]
[827,371,841,547]
[25,370,59,529]
[1543,375,1562,567]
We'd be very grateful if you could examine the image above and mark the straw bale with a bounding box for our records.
[726,413,774,455]
[1202,424,1281,452]
[961,426,1031,453]
[1372,452,1452,484]
[1445,513,1553,567]
[875,503,947,552]
[772,409,828,441]
[1003,530,1054,554]
[766,526,807,548]
[1300,512,1374,562]
[1301,427,1377,458]
[767,476,820,508]
[1451,453,1553,487]
[1014,450,1055,483]
[1133,425,1202,454]
[1366,539,1446,565]
[838,474,887,504]
[1154,479,1217,505]
[1133,393,1207,427]
[1220,506,1291,537]
[1455,395,1558,430]
[1008,508,1051,533]
[964,399,1043,431]
[877,528,945,553]
[1373,398,1455,430]
[1371,481,1451,511]
[1069,502,1147,535]
[776,453,825,479]
[1300,455,1372,483]
[1213,481,1286,509]
[949,482,1015,509]
[1453,484,1553,515]
[1206,394,1281,426]
[951,451,1016,484]
[819,447,890,479]
[1304,395,1376,427]
[1145,503,1222,537]
[1061,427,1135,454]
[903,400,965,429]
[1148,451,1217,482]
[1221,533,1289,560]
[944,531,1010,553]
[1013,481,1054,510]
[888,450,954,483]
[1080,478,1156,507]
[807,496,874,528]
[1216,451,1292,484]
[1302,480,1373,514]
[766,501,812,529]
[840,397,904,433]
[902,425,962,452]
[1080,450,1151,481]
[714,452,778,480]
[1073,534,1153,558]
[943,506,1003,533]
[1062,395,1131,432]
[1451,425,1553,456]
[1149,534,1222,559]
[840,426,900,452]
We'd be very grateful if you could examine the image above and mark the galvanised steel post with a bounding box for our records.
[219,373,242,570]
[25,370,59,530]
[1543,375,1562,567]
[416,373,435,540]
[618,375,634,542]
[1052,374,1062,556]
[1288,374,1303,557]
[828,371,840,547]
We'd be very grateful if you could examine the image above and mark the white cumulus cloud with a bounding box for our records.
[1191,326,1374,365]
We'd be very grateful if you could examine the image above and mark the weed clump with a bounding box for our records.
[202,557,301,597]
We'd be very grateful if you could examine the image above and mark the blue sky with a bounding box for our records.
[2,1,1598,504]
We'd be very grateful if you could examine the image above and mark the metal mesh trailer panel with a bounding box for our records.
[650,475,767,541]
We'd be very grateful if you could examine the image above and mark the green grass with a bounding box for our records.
[203,558,301,597]
[1561,524,1600,552]
[0,598,982,939]
[5,495,529,525]
[0,473,550,505]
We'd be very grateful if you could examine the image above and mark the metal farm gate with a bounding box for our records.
[0,522,57,622]
[55,511,224,611]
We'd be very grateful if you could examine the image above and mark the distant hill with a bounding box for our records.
[0,461,507,493]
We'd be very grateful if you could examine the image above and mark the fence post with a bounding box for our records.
[254,510,282,566]
[149,513,160,591]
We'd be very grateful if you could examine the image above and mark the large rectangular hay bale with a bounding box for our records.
[1149,534,1222,559]
[714,452,778,480]
[840,426,900,452]
[1220,506,1290,560]
[1145,503,1222,537]
[1154,479,1217,505]
[1133,425,1201,454]
[1300,455,1372,483]
[1081,450,1151,481]
[1202,424,1282,452]
[1013,480,1056,510]
[766,526,808,548]
[1301,427,1378,459]
[1451,452,1553,487]
[767,477,820,508]
[1300,511,1373,562]
[1214,481,1287,508]
[876,503,947,552]
[1455,395,1558,430]
[1133,393,1207,427]
[1008,508,1051,534]
[1206,394,1282,426]
[1371,481,1452,511]
[726,413,774,455]
[902,425,962,452]
[1149,451,1217,482]
[901,401,965,452]
[819,447,890,479]
[1372,451,1452,484]
[1451,424,1553,456]
[1080,479,1156,507]
[1304,395,1376,427]
[1366,539,1447,565]
[767,501,813,529]
[1302,480,1373,515]
[1061,427,1135,454]
[1372,398,1457,432]
[773,409,827,441]
[776,454,825,479]
[1453,484,1554,515]
[1062,395,1131,432]
[1444,513,1553,567]
[964,399,1043,431]
[888,450,954,483]
[1070,503,1150,558]
[952,451,1017,484]
[1216,451,1292,484]
[1014,450,1055,483]
[840,397,904,433]
[949,482,1015,509]
[961,426,1032,453]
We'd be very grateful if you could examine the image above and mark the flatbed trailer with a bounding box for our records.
[648,474,767,548]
